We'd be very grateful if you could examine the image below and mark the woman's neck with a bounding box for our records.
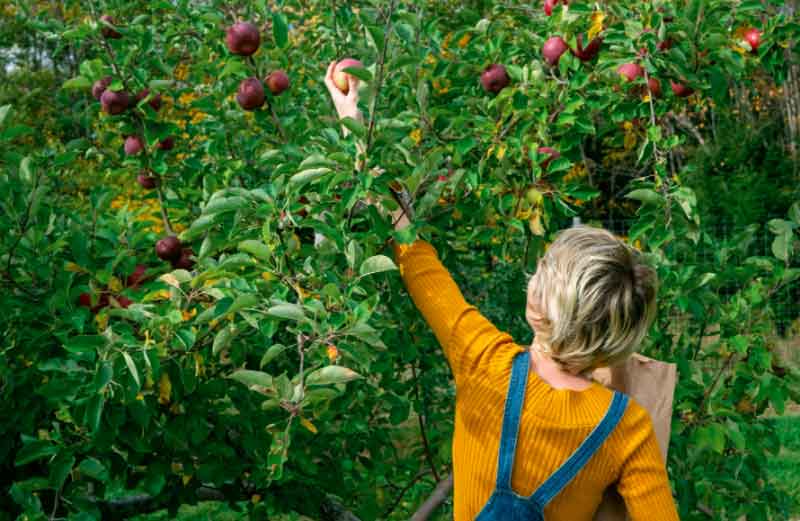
[529,340,593,391]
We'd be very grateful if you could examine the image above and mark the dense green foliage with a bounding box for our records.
[1,1,799,520]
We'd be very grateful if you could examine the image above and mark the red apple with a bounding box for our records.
[543,36,569,66]
[100,15,122,39]
[156,236,182,261]
[647,77,662,97]
[158,137,175,151]
[126,264,147,287]
[137,173,157,189]
[236,77,265,110]
[544,0,567,16]
[100,89,130,115]
[92,76,113,100]
[265,70,290,95]
[124,135,145,156]
[333,58,364,94]
[657,39,673,51]
[78,293,92,308]
[538,146,560,169]
[171,248,195,270]
[744,28,761,53]
[571,34,603,62]
[226,22,260,56]
[116,296,133,308]
[617,63,644,82]
[670,80,694,97]
[135,89,162,111]
[480,64,510,94]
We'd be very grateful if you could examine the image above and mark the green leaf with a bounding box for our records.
[342,66,372,83]
[266,303,305,321]
[772,231,791,261]
[84,394,104,433]
[260,344,289,367]
[219,59,247,79]
[203,196,248,214]
[77,457,109,482]
[789,202,800,226]
[63,335,105,354]
[0,104,11,127]
[306,365,362,386]
[272,12,288,48]
[340,117,366,138]
[625,188,664,206]
[122,351,140,388]
[230,369,274,390]
[289,167,331,187]
[212,325,236,356]
[62,76,91,90]
[228,293,258,315]
[15,441,58,467]
[359,255,397,277]
[49,452,75,490]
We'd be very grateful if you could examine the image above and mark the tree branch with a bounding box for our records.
[410,473,453,521]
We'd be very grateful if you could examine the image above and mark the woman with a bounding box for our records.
[324,62,679,521]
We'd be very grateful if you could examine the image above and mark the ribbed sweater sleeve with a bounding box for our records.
[617,402,680,520]
[393,239,515,384]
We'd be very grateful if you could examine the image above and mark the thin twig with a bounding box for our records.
[411,364,440,482]
[410,473,454,521]
[364,0,398,157]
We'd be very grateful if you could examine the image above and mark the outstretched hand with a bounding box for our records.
[324,61,362,122]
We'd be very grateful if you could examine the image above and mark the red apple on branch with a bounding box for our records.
[236,77,265,110]
[544,0,567,16]
[670,80,694,97]
[156,236,183,261]
[617,63,643,82]
[100,89,130,115]
[126,264,148,287]
[171,248,195,270]
[124,136,145,156]
[137,173,158,189]
[100,15,122,39]
[158,137,175,151]
[226,22,260,56]
[538,146,560,169]
[333,58,364,94]
[571,34,603,62]
[543,36,569,66]
[265,70,290,95]
[647,77,662,97]
[480,64,510,94]
[135,89,162,111]
[744,28,761,53]
[92,76,113,100]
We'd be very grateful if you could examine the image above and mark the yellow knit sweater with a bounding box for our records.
[394,240,679,521]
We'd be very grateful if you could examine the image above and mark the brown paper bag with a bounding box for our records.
[591,353,678,521]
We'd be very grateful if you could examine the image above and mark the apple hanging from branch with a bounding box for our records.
[543,36,569,66]
[236,77,266,110]
[100,89,130,115]
[156,236,183,262]
[617,63,644,82]
[92,76,112,100]
[265,70,290,96]
[743,28,761,54]
[99,15,122,39]
[124,135,145,156]
[226,22,261,56]
[480,64,510,94]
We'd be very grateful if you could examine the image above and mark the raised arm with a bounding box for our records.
[392,238,515,384]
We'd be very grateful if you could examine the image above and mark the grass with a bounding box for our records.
[767,413,800,513]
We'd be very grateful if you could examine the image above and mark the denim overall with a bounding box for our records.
[476,351,629,520]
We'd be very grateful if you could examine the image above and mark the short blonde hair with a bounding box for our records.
[526,225,658,374]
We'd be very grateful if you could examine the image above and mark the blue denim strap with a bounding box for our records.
[495,350,531,491]
[530,391,629,507]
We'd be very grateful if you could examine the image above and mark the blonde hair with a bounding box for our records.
[526,225,658,374]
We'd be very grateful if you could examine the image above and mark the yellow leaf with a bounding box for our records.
[181,474,192,486]
[158,373,172,405]
[95,313,108,331]
[251,494,262,504]
[182,308,197,321]
[529,208,546,236]
[458,34,472,48]
[326,344,339,362]
[589,12,605,41]
[623,131,637,151]
[261,272,276,282]
[160,273,181,289]
[108,276,123,293]
[409,128,422,146]
[496,144,507,160]
[65,262,84,273]
[300,417,318,434]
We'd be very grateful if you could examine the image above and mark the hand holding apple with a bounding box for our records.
[324,60,361,122]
